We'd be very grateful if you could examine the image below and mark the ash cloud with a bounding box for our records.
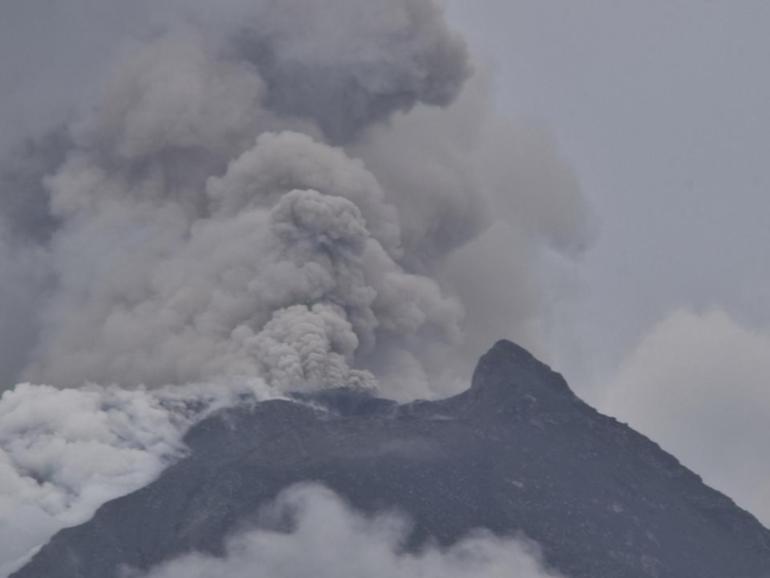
[132,483,566,578]
[0,0,592,399]
[234,0,471,143]
[0,0,587,573]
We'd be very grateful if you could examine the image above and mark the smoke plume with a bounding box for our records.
[0,0,593,572]
[0,0,592,398]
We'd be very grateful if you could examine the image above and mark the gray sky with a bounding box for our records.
[446,0,770,385]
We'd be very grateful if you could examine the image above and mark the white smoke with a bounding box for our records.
[0,379,273,577]
[132,484,566,578]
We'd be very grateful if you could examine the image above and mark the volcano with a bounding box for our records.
[13,341,770,578]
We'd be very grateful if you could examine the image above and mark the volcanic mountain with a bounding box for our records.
[14,341,770,578]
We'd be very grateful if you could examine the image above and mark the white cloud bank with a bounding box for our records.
[603,308,770,527]
[0,380,273,577]
[133,484,565,578]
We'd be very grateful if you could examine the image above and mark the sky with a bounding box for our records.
[446,0,770,382]
[0,0,769,560]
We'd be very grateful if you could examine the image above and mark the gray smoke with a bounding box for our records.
[0,0,592,399]
[234,0,470,142]
[0,1,594,571]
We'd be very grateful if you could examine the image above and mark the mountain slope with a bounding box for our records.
[14,341,770,578]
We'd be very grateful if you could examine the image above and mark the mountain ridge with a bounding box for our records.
[14,341,770,578]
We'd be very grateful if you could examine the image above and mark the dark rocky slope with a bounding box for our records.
[14,341,770,578]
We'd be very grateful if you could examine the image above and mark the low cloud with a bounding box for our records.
[602,309,770,526]
[0,380,273,576]
[133,483,565,578]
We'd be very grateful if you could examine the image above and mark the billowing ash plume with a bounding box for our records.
[235,0,470,143]
[0,0,593,571]
[0,0,592,398]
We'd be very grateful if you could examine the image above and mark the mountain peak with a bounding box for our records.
[484,338,540,363]
[469,340,577,408]
[14,342,770,578]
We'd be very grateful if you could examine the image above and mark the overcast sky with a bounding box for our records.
[446,0,770,384]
